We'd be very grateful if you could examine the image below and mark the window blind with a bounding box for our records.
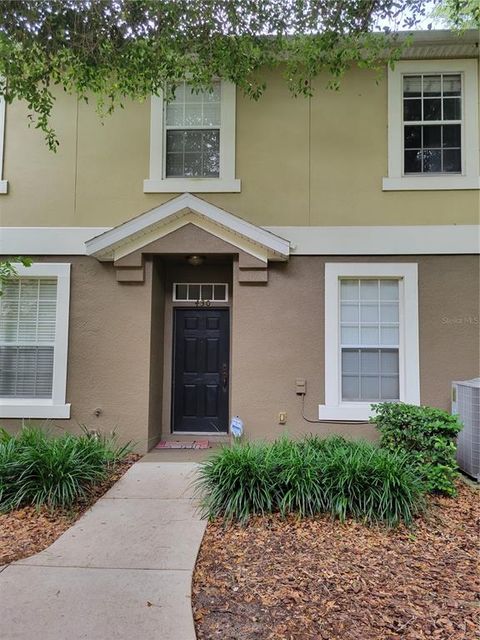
[0,278,57,398]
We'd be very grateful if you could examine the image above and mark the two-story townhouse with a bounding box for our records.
[0,30,478,451]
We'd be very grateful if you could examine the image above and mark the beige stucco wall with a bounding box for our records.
[2,253,478,448]
[1,65,479,229]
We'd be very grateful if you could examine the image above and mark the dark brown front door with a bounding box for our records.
[172,308,229,433]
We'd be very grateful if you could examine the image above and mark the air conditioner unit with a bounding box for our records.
[452,378,480,482]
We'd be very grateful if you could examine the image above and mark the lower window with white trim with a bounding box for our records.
[319,263,420,421]
[0,263,71,418]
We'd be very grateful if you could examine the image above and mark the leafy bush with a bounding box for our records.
[0,426,131,511]
[371,402,463,496]
[195,436,425,526]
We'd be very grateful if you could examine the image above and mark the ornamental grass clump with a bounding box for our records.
[371,402,463,496]
[195,436,425,527]
[195,441,278,524]
[0,426,131,511]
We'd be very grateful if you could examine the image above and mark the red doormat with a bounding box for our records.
[155,440,210,450]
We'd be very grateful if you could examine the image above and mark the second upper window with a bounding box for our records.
[403,73,462,175]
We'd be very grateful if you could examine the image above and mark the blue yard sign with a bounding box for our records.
[230,416,244,438]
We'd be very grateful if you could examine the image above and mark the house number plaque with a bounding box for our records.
[195,298,211,307]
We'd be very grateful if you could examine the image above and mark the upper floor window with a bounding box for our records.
[165,82,221,179]
[144,80,240,193]
[403,73,462,175]
[383,59,479,191]
[0,263,71,419]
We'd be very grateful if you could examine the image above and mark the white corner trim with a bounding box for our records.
[0,93,7,194]
[320,262,420,422]
[0,401,71,419]
[265,225,480,255]
[384,58,479,191]
[85,193,290,260]
[145,81,241,193]
[0,263,71,419]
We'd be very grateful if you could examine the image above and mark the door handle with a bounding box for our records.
[221,364,228,390]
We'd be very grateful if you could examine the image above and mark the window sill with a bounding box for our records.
[143,178,241,193]
[0,401,71,419]
[382,176,480,191]
[0,179,8,194]
[318,404,375,421]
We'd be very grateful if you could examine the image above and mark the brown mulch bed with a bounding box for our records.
[0,454,140,565]
[192,482,480,640]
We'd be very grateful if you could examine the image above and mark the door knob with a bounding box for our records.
[221,364,228,390]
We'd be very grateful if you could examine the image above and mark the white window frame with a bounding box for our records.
[144,80,240,193]
[383,59,479,191]
[319,263,420,421]
[0,263,71,418]
[0,92,7,194]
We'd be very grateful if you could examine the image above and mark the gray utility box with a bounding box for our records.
[452,378,480,482]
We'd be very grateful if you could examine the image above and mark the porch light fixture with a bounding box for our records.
[187,255,205,267]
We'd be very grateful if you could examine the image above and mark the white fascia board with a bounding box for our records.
[265,225,480,255]
[85,193,291,259]
[0,227,109,255]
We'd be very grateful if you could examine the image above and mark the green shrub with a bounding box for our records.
[0,426,131,511]
[195,436,425,526]
[371,402,463,496]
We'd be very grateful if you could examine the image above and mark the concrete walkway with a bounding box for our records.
[0,459,207,640]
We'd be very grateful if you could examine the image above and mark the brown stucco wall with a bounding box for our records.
[147,260,165,448]
[1,256,155,451]
[231,255,480,441]
[2,253,478,448]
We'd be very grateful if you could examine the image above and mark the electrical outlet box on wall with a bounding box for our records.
[295,378,306,395]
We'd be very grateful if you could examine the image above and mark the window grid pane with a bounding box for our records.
[341,348,400,401]
[402,73,462,174]
[173,283,228,302]
[166,129,219,178]
[165,81,221,178]
[340,278,400,402]
[0,278,57,399]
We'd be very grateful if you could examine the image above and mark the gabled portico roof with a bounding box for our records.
[85,193,290,262]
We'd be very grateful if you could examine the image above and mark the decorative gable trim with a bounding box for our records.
[85,193,290,262]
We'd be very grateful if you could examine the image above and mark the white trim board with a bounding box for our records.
[0,92,7,194]
[265,225,480,255]
[0,227,109,255]
[1,224,479,256]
